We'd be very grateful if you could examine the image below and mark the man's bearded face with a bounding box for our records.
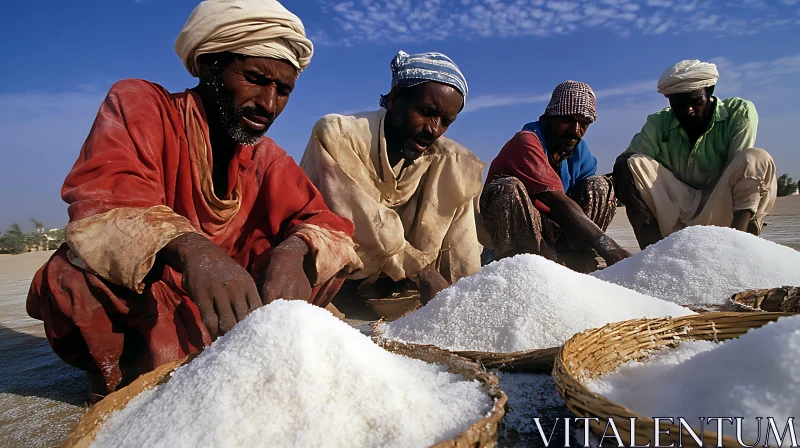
[203,71,267,146]
[200,55,297,146]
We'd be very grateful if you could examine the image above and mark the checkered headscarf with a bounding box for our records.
[543,80,597,123]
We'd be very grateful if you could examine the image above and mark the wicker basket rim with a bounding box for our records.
[371,319,559,360]
[553,311,794,446]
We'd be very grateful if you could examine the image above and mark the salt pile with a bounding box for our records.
[379,254,692,352]
[92,300,492,448]
[594,226,800,305]
[586,315,800,444]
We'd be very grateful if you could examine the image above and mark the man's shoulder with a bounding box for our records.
[497,131,545,160]
[512,130,543,146]
[426,136,484,168]
[312,111,377,140]
[106,79,173,102]
[645,107,675,125]
[721,97,757,117]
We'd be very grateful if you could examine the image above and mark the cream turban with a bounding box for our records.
[175,0,314,77]
[657,60,719,96]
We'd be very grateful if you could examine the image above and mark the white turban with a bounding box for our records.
[657,60,719,96]
[175,0,314,77]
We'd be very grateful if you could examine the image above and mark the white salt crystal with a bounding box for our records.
[379,254,692,352]
[91,300,492,448]
[594,226,800,305]
[586,315,800,445]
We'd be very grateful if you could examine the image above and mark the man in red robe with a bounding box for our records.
[26,0,362,399]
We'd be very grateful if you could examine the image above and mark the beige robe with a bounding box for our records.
[300,109,485,284]
[627,147,777,237]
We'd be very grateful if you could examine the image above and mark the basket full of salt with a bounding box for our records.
[374,254,693,372]
[64,300,506,448]
[553,311,795,447]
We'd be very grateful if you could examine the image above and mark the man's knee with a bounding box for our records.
[483,175,526,193]
[579,175,613,193]
[480,176,526,211]
[736,147,776,173]
[726,148,777,193]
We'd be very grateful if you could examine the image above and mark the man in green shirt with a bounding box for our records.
[613,60,777,249]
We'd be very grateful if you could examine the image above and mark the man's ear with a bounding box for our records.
[195,54,217,81]
[706,85,716,98]
[196,62,212,80]
[385,86,399,112]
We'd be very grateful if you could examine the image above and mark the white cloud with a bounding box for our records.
[314,0,799,44]
[463,79,656,113]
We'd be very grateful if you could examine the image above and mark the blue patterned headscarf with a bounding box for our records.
[379,50,468,108]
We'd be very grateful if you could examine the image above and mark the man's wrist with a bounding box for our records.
[160,232,211,272]
[275,235,310,257]
[593,234,621,257]
[415,264,436,282]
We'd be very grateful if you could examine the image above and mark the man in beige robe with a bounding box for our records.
[301,51,484,303]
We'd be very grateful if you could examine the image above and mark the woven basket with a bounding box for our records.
[373,322,558,372]
[64,342,507,448]
[553,312,792,447]
[723,286,800,313]
[367,293,421,321]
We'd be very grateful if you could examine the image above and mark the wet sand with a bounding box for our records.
[0,251,86,447]
[1,195,798,446]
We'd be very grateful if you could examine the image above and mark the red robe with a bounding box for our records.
[485,131,565,213]
[27,79,361,393]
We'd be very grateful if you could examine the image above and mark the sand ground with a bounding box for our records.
[1,195,798,446]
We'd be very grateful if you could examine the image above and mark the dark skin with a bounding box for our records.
[159,54,312,340]
[383,81,463,303]
[536,115,631,266]
[617,86,752,249]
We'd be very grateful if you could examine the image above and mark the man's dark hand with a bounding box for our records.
[161,233,261,340]
[601,246,632,266]
[258,236,313,305]
[538,190,631,266]
[416,264,450,304]
[594,234,632,266]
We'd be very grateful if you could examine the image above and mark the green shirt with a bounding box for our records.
[624,97,758,190]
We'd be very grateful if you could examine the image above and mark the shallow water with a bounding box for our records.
[1,196,798,446]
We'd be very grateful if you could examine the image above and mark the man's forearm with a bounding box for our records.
[540,191,606,248]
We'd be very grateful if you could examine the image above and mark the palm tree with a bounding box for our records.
[29,218,47,250]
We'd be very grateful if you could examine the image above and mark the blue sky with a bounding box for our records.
[2,0,800,230]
